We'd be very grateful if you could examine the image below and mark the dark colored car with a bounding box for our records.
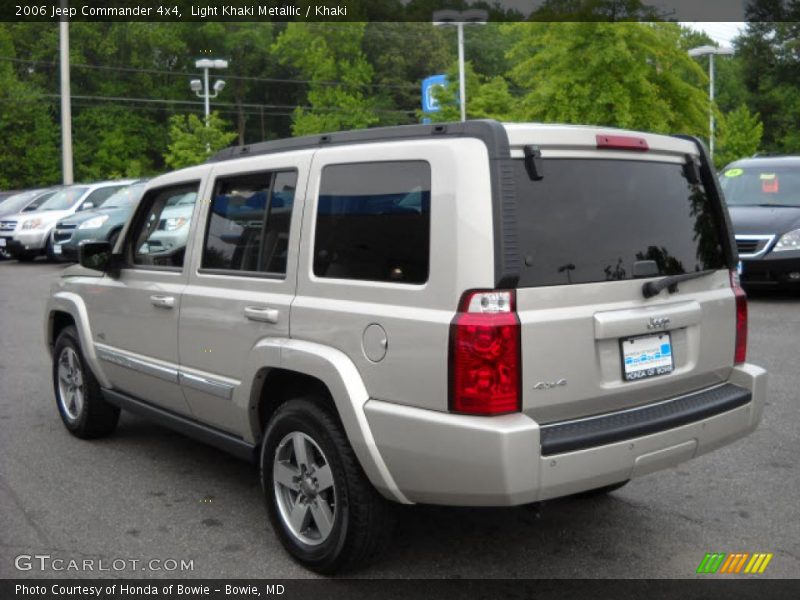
[720,156,800,290]
[52,181,147,261]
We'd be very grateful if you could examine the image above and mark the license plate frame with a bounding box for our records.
[620,332,674,382]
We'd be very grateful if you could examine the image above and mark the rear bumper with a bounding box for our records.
[364,363,766,506]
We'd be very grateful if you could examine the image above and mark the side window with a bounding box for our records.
[313,161,431,284]
[130,183,199,269]
[201,170,296,276]
[82,186,121,210]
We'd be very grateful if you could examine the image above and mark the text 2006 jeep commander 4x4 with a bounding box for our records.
[45,121,766,573]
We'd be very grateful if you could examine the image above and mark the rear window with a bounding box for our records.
[514,159,726,287]
[720,166,800,207]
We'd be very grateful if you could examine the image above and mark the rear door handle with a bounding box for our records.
[244,306,279,324]
[150,295,175,309]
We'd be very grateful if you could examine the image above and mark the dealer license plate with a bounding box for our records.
[621,333,674,381]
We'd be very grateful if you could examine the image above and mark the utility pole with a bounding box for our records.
[59,1,73,184]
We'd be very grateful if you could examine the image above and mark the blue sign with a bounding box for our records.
[421,74,448,113]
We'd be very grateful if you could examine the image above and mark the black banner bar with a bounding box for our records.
[3,579,800,600]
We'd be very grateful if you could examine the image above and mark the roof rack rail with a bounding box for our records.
[206,119,510,163]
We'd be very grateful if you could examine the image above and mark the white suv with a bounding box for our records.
[45,121,766,573]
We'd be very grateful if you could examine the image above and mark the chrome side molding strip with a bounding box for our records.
[96,346,179,384]
[179,371,234,401]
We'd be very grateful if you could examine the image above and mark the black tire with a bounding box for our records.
[44,236,55,262]
[52,325,120,439]
[15,252,36,262]
[261,397,396,574]
[575,480,630,498]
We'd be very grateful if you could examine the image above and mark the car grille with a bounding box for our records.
[53,230,73,243]
[0,221,17,231]
[735,236,774,258]
[736,240,759,254]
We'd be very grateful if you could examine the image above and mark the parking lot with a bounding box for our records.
[1,260,798,579]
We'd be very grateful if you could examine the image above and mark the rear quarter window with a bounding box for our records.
[313,161,431,284]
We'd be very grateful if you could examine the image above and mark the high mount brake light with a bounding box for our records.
[596,134,649,152]
[449,290,521,416]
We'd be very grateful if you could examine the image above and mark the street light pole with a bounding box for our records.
[688,45,734,160]
[203,63,210,122]
[457,22,466,123]
[433,9,488,123]
[191,59,228,127]
[58,7,73,185]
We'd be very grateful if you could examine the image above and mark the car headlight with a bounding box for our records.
[22,218,44,230]
[78,215,109,230]
[164,217,187,231]
[773,228,800,252]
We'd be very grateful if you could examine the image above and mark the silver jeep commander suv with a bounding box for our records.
[45,120,766,573]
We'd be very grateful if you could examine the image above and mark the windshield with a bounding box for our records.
[720,166,800,207]
[514,158,726,287]
[101,183,147,209]
[38,187,89,211]
[0,190,39,214]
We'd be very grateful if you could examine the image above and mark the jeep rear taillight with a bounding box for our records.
[731,270,748,364]
[449,290,521,416]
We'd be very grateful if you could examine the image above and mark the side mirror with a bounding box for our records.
[78,241,120,275]
[80,201,94,211]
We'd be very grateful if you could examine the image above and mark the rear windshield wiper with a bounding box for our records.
[642,269,717,299]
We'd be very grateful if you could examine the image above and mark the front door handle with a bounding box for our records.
[150,295,175,309]
[244,306,279,324]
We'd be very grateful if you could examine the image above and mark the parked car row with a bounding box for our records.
[0,179,140,262]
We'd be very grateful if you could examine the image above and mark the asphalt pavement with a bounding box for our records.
[1,260,798,579]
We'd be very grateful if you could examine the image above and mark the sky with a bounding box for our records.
[681,22,746,46]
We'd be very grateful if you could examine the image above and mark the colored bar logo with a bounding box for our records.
[696,552,773,574]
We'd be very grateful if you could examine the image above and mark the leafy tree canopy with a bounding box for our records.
[164,112,237,170]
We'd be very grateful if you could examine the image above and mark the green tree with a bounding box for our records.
[506,22,709,136]
[163,112,237,170]
[0,24,60,188]
[736,4,800,154]
[715,105,764,168]
[272,23,379,135]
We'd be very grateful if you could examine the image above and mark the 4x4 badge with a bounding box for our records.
[533,379,567,391]
[647,316,671,330]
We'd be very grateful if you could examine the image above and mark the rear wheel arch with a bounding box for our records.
[240,340,410,504]
[253,368,337,442]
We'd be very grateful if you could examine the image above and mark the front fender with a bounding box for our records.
[45,291,112,389]
[238,338,411,505]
